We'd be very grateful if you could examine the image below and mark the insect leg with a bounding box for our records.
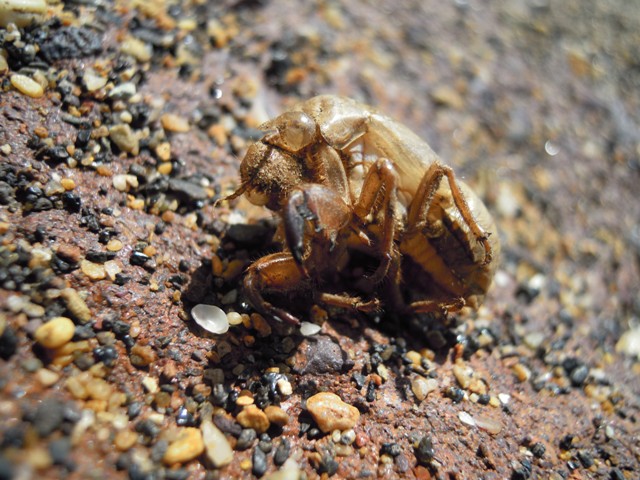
[407,297,465,315]
[352,158,399,284]
[407,163,492,264]
[243,252,308,325]
[315,292,382,313]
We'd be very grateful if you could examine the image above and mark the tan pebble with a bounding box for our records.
[60,178,76,190]
[143,245,156,257]
[34,317,75,349]
[80,259,106,280]
[114,429,138,451]
[250,313,272,337]
[157,162,172,175]
[106,239,124,252]
[236,405,270,433]
[264,405,289,427]
[34,126,48,138]
[405,350,422,365]
[163,427,204,465]
[60,288,91,323]
[411,376,437,401]
[10,74,44,98]
[86,378,112,400]
[207,124,227,145]
[56,244,82,264]
[276,378,293,396]
[96,165,113,176]
[130,343,157,367]
[0,55,7,74]
[513,363,531,382]
[35,368,61,387]
[120,36,152,63]
[226,312,243,326]
[306,392,360,432]
[161,113,190,133]
[109,124,139,155]
[236,394,254,407]
[104,260,122,281]
[453,363,473,389]
[155,142,171,161]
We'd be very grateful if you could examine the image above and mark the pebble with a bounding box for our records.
[33,398,65,436]
[458,411,476,427]
[252,446,268,477]
[474,414,503,435]
[10,74,44,98]
[226,312,243,326]
[615,327,640,357]
[161,113,190,133]
[162,427,204,465]
[114,429,138,451]
[264,405,289,427]
[35,368,61,387]
[237,405,270,434]
[34,317,75,349]
[306,392,360,433]
[80,259,106,280]
[201,420,233,467]
[60,288,91,323]
[108,82,137,100]
[300,321,321,336]
[277,378,293,396]
[411,376,437,401]
[120,36,152,62]
[274,438,291,466]
[83,71,108,92]
[191,304,229,334]
[109,124,139,155]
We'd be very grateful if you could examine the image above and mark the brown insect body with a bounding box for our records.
[227,95,500,324]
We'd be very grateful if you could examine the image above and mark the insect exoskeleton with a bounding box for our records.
[224,95,500,325]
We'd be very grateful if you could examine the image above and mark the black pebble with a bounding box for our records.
[32,399,65,437]
[415,436,435,465]
[236,428,257,450]
[0,326,18,360]
[252,446,268,477]
[274,438,290,466]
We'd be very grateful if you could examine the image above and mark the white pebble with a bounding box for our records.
[498,393,511,405]
[192,304,228,334]
[616,327,640,358]
[458,411,476,427]
[201,420,233,467]
[300,321,321,336]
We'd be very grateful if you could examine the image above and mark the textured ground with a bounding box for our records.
[0,0,639,479]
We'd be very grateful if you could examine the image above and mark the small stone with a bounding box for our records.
[277,379,293,396]
[34,317,75,349]
[227,312,243,326]
[264,405,289,427]
[201,420,233,467]
[60,288,91,323]
[114,429,138,451]
[300,321,321,336]
[35,368,60,387]
[513,363,531,382]
[33,398,65,436]
[120,36,152,62]
[237,405,270,434]
[616,328,640,357]
[192,304,229,334]
[109,124,139,155]
[161,113,190,133]
[108,82,137,100]
[155,142,171,161]
[83,70,108,92]
[10,74,44,98]
[458,411,476,427]
[411,376,437,401]
[474,414,503,435]
[306,392,360,433]
[252,445,268,477]
[163,427,204,465]
[80,259,106,280]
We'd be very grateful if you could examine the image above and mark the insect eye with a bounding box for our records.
[261,111,316,153]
